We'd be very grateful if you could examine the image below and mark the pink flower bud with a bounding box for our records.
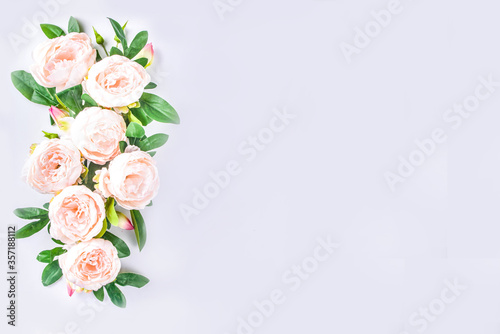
[134,43,154,68]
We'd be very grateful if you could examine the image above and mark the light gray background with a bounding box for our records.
[2,0,500,333]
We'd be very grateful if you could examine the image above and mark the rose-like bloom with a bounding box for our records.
[70,107,126,165]
[83,55,151,108]
[59,239,121,291]
[31,33,96,92]
[97,151,159,210]
[24,139,83,194]
[49,186,105,244]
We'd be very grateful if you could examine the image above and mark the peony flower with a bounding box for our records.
[49,185,105,244]
[59,239,121,291]
[24,139,83,194]
[31,33,96,92]
[70,107,126,165]
[83,55,151,108]
[96,151,159,210]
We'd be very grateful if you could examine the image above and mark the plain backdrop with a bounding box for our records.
[2,0,500,333]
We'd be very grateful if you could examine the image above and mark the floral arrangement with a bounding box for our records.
[11,17,179,308]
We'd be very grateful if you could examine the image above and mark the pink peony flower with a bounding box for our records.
[49,186,105,244]
[70,107,126,165]
[83,55,150,108]
[24,139,83,194]
[97,151,159,210]
[31,33,96,92]
[59,239,121,291]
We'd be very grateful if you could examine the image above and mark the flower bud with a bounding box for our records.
[133,43,154,68]
[116,212,134,230]
[93,27,104,45]
[49,106,72,131]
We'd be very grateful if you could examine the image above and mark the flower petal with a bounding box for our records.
[67,281,75,297]
[113,106,129,114]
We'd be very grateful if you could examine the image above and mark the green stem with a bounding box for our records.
[101,44,109,57]
[44,87,54,99]
[54,94,73,116]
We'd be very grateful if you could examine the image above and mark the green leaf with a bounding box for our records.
[85,162,100,191]
[56,84,83,114]
[126,122,145,138]
[101,232,130,258]
[96,50,103,62]
[82,94,98,107]
[37,247,66,263]
[130,210,146,251]
[105,198,119,226]
[40,24,65,39]
[94,287,105,302]
[37,250,52,263]
[68,16,80,33]
[144,82,157,89]
[42,130,59,139]
[139,93,180,124]
[127,110,142,125]
[134,57,148,67]
[130,106,153,126]
[16,217,50,239]
[110,46,123,56]
[105,283,126,308]
[125,31,148,59]
[108,18,128,51]
[14,207,48,220]
[115,273,150,288]
[119,141,127,153]
[148,151,156,157]
[43,203,50,210]
[147,201,153,207]
[52,238,64,245]
[11,70,57,106]
[138,133,169,151]
[42,260,63,286]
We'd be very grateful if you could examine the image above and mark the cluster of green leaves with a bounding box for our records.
[38,248,65,286]
[96,272,150,308]
[14,206,65,286]
[14,207,50,239]
[123,121,169,156]
[11,70,87,118]
[130,93,180,125]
